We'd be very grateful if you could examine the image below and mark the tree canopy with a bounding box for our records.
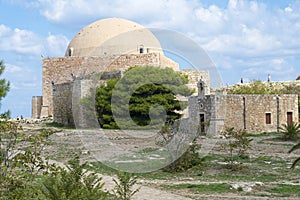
[0,60,10,118]
[227,80,300,95]
[95,66,193,129]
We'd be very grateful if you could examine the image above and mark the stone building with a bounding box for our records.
[32,18,208,125]
[188,79,299,134]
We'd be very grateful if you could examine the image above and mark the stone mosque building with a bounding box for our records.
[31,18,208,125]
[32,18,298,133]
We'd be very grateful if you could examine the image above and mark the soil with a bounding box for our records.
[18,119,300,200]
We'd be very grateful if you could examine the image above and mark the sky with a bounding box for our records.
[0,0,300,118]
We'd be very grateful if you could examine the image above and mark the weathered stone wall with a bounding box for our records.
[181,70,210,95]
[52,82,74,126]
[31,96,43,119]
[188,94,226,134]
[159,54,179,71]
[52,72,119,127]
[41,53,178,117]
[224,94,299,133]
[189,94,299,134]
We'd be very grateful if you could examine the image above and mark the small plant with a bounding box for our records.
[288,141,300,169]
[279,122,300,140]
[112,172,140,200]
[42,156,108,200]
[221,127,252,170]
[163,138,203,172]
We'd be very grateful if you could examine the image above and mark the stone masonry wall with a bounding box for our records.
[52,82,74,126]
[225,94,299,133]
[41,53,178,117]
[181,70,210,95]
[189,94,299,134]
[31,96,43,119]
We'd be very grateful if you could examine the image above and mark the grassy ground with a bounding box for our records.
[42,127,300,199]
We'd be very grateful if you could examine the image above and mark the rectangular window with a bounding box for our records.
[199,114,205,133]
[266,113,271,124]
[287,112,293,125]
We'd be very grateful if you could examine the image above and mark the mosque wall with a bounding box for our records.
[40,53,178,117]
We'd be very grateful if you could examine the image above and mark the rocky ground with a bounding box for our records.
[17,119,300,199]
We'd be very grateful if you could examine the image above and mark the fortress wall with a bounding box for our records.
[52,82,74,126]
[224,94,298,133]
[41,53,176,117]
[189,94,299,134]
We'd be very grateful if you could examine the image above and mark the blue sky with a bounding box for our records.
[0,0,300,117]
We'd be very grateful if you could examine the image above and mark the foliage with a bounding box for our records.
[163,138,203,172]
[227,80,281,95]
[221,127,252,170]
[288,141,300,169]
[279,122,300,141]
[0,120,109,199]
[96,78,119,129]
[42,156,108,200]
[157,120,204,173]
[95,66,193,129]
[112,172,140,200]
[0,60,10,118]
[0,121,56,199]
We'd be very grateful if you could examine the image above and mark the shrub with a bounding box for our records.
[279,122,300,141]
[221,127,252,170]
[42,156,108,200]
[112,172,139,200]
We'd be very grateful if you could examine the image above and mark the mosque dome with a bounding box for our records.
[65,18,163,57]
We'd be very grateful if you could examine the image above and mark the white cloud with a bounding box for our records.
[4,0,300,84]
[5,64,23,73]
[0,24,69,57]
[32,0,300,58]
[0,25,43,55]
[45,33,69,57]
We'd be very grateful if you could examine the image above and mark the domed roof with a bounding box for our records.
[65,18,163,57]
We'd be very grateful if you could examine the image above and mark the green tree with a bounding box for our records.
[95,66,193,129]
[0,60,10,118]
[221,127,252,170]
[227,80,282,95]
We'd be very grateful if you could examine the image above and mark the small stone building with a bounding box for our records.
[188,79,299,134]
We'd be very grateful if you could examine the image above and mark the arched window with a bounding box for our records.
[68,48,73,56]
[139,45,144,54]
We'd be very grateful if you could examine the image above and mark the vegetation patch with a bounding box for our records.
[266,184,300,197]
[164,183,232,194]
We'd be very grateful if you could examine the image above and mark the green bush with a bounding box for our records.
[279,122,300,141]
[221,127,252,170]
[112,172,139,200]
[42,157,109,200]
